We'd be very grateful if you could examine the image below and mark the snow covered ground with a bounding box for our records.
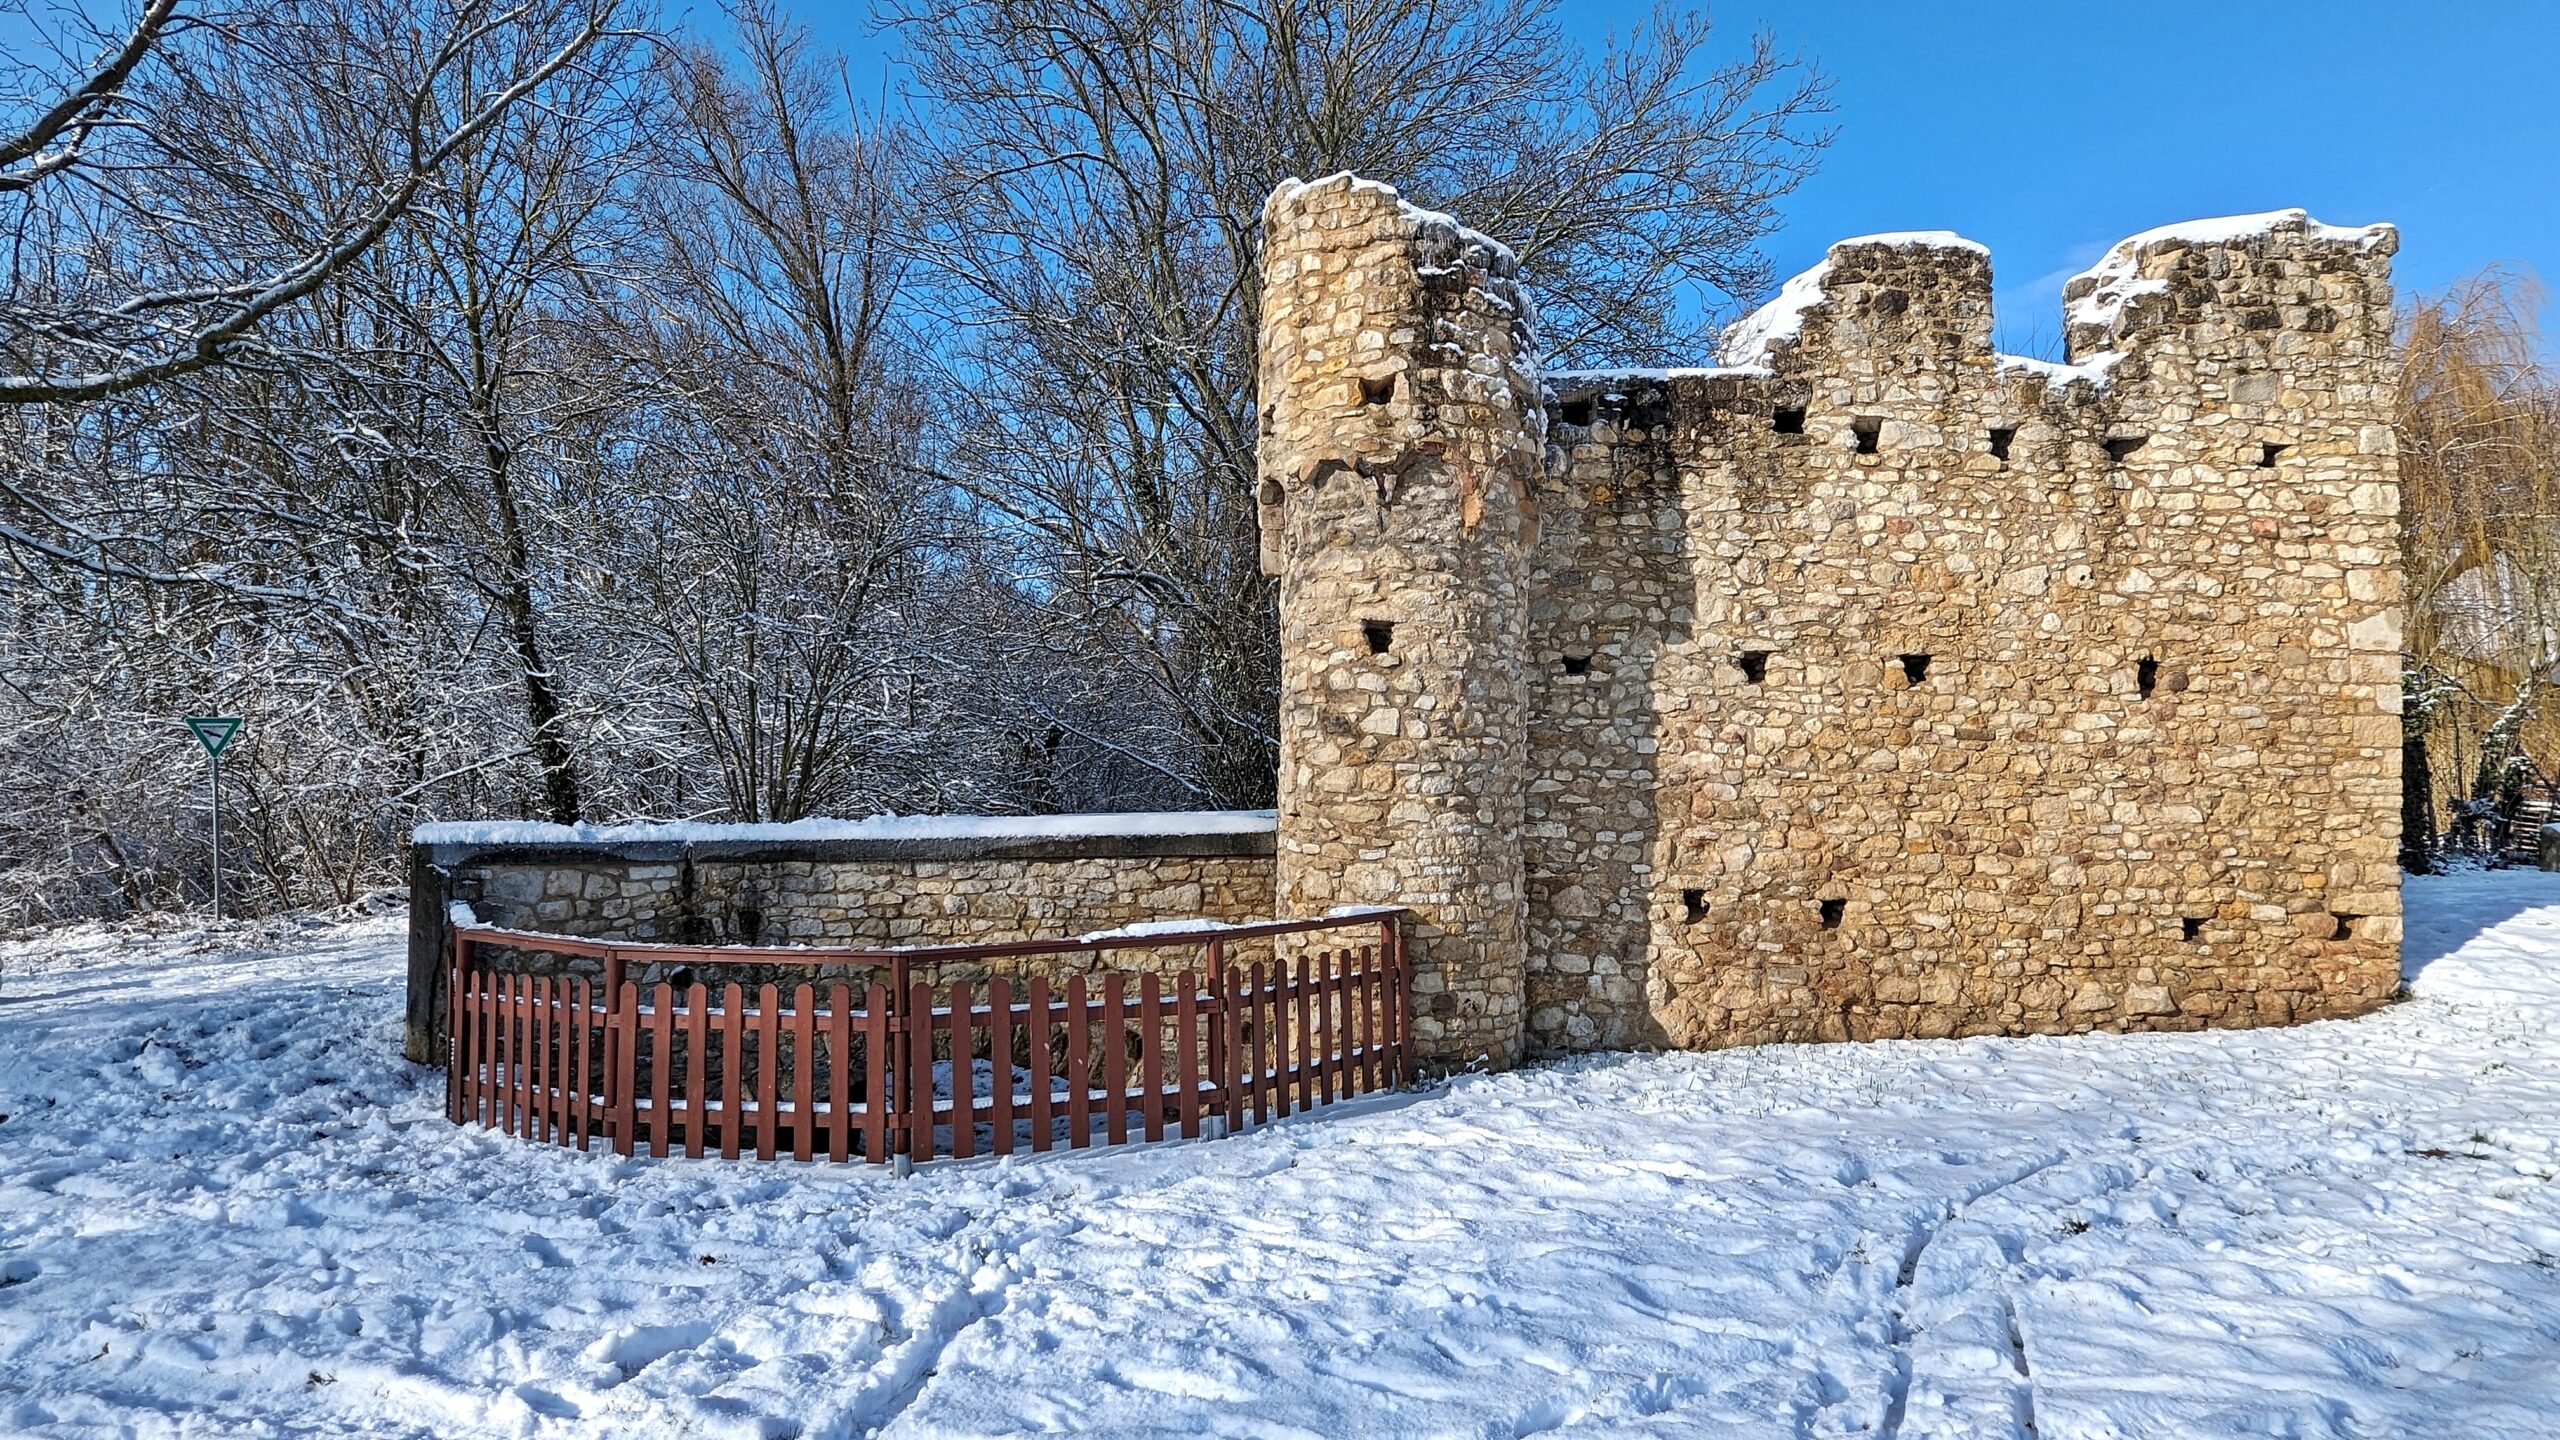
[5,872,2560,1439]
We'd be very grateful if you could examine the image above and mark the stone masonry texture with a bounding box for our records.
[1258,173,2404,1067]
[403,833,1273,1062]
[1260,176,1545,1069]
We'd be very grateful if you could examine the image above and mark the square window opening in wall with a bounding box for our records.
[1359,374,1396,406]
[2182,916,2206,941]
[1988,426,2015,462]
[1682,889,1709,923]
[2105,434,2147,463]
[1853,417,1882,455]
[2259,442,2288,468]
[1561,654,1592,676]
[1819,898,1846,930]
[1772,406,1806,435]
[1736,650,1771,684]
[2330,913,2363,941]
[1361,619,1395,655]
[2137,655,2159,700]
[1898,653,1931,685]
[1558,398,1594,427]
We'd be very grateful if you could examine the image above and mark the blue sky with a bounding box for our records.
[12,1,2546,355]
[791,0,2558,357]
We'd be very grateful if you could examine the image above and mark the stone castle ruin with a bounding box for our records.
[407,174,2406,1078]
[1259,173,2404,1068]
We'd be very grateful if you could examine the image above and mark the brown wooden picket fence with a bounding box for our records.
[445,910,1413,1165]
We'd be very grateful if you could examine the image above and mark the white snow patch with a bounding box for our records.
[1996,350,2127,390]
[1831,229,1990,255]
[2100,208,2391,255]
[1719,258,1834,369]
[413,809,1278,848]
[1268,172,1518,267]
[7,872,2560,1437]
[2064,208,2390,341]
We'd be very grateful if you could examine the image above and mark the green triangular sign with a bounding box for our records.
[184,716,243,758]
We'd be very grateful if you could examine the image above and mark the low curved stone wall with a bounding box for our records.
[403,813,1278,1062]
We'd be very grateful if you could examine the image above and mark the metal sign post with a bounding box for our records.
[184,717,243,922]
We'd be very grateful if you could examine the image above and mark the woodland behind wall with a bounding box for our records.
[0,0,1837,931]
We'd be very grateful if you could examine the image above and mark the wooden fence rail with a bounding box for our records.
[445,910,1412,1165]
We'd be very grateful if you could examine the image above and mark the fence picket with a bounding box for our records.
[949,981,976,1161]
[1249,963,1269,1122]
[717,983,743,1160]
[1138,973,1164,1144]
[1329,951,1350,1100]
[527,974,545,1138]
[535,976,551,1143]
[506,973,527,1138]
[750,983,779,1161]
[1362,950,1379,1094]
[571,977,593,1148]
[642,982,670,1158]
[1176,969,1201,1139]
[1317,950,1336,1106]
[863,983,889,1163]
[677,982,704,1159]
[550,974,570,1142]
[906,980,935,1162]
[1028,978,1055,1153]
[1065,976,1091,1149]
[791,983,817,1163]
[458,968,480,1128]
[1221,953,1245,1136]
[446,942,467,1124]
[989,978,1016,1157]
[488,973,508,1136]
[828,984,853,1164]
[1103,974,1129,1146]
[606,982,630,1155]
[1295,953,1316,1116]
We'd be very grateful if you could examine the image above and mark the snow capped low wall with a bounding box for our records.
[412,809,1278,850]
[402,811,1278,1062]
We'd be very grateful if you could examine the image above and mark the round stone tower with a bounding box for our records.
[1257,173,1543,1070]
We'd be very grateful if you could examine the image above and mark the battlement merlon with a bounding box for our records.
[2060,210,2398,372]
[1698,209,2396,394]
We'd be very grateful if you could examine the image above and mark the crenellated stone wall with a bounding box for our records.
[1259,173,2403,1066]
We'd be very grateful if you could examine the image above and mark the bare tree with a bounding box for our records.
[2397,271,2560,869]
[594,5,976,821]
[0,0,620,406]
[892,0,1830,806]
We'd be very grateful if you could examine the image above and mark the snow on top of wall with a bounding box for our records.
[2101,208,2391,255]
[2064,208,2390,339]
[1829,229,1990,255]
[1269,172,1519,267]
[1995,351,2126,391]
[1074,906,1402,943]
[413,809,1279,848]
[1718,260,1833,369]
